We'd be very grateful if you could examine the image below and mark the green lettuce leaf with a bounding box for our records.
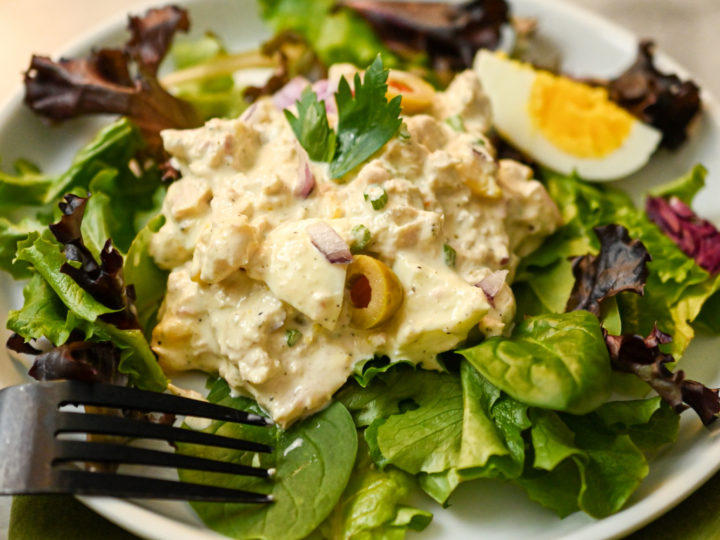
[93,321,166,392]
[0,217,44,279]
[647,163,706,205]
[81,156,166,255]
[14,232,114,322]
[351,356,413,388]
[516,167,719,357]
[460,311,612,414]
[177,378,357,540]
[319,440,432,539]
[10,231,166,391]
[258,0,398,68]
[0,159,53,212]
[6,272,81,346]
[340,363,677,516]
[0,118,151,277]
[169,34,247,121]
[123,215,169,339]
[44,119,145,205]
[594,396,679,452]
[517,397,677,518]
[363,371,462,476]
[338,364,529,505]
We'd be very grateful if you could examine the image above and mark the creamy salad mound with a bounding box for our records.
[149,66,561,425]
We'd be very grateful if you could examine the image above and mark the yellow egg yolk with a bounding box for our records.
[529,72,634,158]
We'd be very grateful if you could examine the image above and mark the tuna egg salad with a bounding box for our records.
[149,65,561,426]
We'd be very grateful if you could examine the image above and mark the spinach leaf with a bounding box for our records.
[460,311,612,414]
[178,379,357,540]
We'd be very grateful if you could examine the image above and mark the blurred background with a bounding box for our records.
[0,0,719,102]
[570,0,720,96]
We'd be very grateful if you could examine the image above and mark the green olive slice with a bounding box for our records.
[347,255,404,329]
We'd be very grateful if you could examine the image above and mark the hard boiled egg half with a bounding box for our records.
[474,50,662,181]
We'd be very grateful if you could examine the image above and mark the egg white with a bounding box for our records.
[474,50,662,181]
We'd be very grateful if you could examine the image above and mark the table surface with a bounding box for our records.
[1,0,719,539]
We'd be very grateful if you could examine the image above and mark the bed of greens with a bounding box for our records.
[3,1,720,539]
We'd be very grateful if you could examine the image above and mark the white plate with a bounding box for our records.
[2,0,720,538]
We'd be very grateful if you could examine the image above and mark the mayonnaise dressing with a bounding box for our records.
[150,68,561,426]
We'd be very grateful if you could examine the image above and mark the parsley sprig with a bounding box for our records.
[284,56,402,180]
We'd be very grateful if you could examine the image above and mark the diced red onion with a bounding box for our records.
[295,149,316,198]
[312,79,338,115]
[272,76,310,110]
[307,222,352,264]
[476,270,509,305]
[240,102,258,122]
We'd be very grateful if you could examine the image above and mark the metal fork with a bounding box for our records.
[0,380,274,503]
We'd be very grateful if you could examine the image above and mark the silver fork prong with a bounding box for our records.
[58,470,273,502]
[53,440,271,478]
[54,381,271,426]
[0,381,275,502]
[56,412,273,453]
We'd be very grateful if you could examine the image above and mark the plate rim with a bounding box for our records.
[1,0,719,539]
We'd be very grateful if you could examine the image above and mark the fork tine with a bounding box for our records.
[59,469,273,502]
[55,381,271,426]
[56,412,273,453]
[54,440,271,478]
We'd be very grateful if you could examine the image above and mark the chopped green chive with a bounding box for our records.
[286,329,302,347]
[350,225,372,253]
[443,243,457,268]
[398,122,411,141]
[364,186,388,210]
[445,114,465,132]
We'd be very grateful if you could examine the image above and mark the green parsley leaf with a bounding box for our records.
[331,56,402,179]
[286,328,303,347]
[443,243,457,268]
[284,88,337,162]
[350,224,372,253]
[397,122,411,141]
[284,56,402,181]
[364,186,388,210]
[445,114,465,132]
